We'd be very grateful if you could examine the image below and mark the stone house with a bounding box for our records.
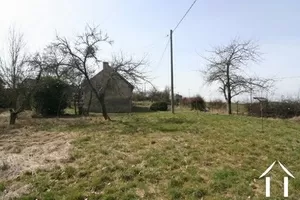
[175,94,183,105]
[82,62,134,113]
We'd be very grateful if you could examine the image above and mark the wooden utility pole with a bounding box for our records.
[249,78,253,115]
[170,29,175,114]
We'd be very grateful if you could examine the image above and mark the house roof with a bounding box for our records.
[108,71,134,90]
[254,97,268,102]
[85,62,134,90]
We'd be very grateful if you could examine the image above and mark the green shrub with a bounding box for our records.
[0,88,11,108]
[190,96,206,111]
[181,96,206,111]
[0,93,8,108]
[150,102,168,111]
[0,182,5,192]
[0,80,6,108]
[32,77,70,116]
[247,100,300,118]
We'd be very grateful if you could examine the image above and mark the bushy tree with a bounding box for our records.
[181,96,206,111]
[32,77,70,116]
[190,96,206,111]
[0,78,8,108]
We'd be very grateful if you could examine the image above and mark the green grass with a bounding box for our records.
[0,182,5,192]
[4,111,300,199]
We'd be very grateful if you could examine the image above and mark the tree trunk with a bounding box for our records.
[9,111,17,125]
[93,92,111,120]
[99,96,110,120]
[77,91,84,116]
[74,99,77,115]
[57,93,65,117]
[227,95,232,114]
[87,90,93,115]
[78,106,83,115]
[226,63,232,114]
[83,75,111,120]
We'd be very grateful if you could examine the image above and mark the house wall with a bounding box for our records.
[83,63,133,113]
[87,96,132,113]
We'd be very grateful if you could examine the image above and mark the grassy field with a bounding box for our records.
[1,111,300,199]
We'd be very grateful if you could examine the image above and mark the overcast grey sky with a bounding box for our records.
[1,0,300,102]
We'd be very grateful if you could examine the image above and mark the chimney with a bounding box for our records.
[103,62,110,70]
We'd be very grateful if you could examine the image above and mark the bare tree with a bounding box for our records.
[202,38,272,114]
[52,25,151,120]
[67,70,85,115]
[28,44,72,81]
[0,27,29,124]
[146,86,170,102]
[147,87,159,102]
[110,52,152,92]
[51,25,112,119]
[27,53,45,82]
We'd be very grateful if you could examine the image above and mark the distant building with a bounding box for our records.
[175,94,183,105]
[82,62,134,113]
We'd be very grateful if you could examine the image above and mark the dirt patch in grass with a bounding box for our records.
[1,183,32,200]
[0,129,74,181]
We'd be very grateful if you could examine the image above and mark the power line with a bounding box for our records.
[169,0,198,113]
[274,76,300,80]
[140,35,168,52]
[153,38,170,71]
[130,35,169,61]
[173,0,198,32]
